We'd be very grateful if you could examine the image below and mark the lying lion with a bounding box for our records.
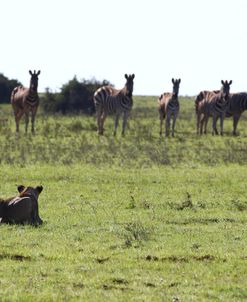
[0,185,43,225]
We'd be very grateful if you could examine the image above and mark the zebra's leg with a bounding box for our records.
[159,112,165,136]
[233,115,240,136]
[96,110,102,135]
[220,114,225,136]
[14,112,20,133]
[24,112,30,133]
[114,114,120,136]
[15,110,24,133]
[100,113,107,135]
[31,108,38,133]
[204,116,209,134]
[172,114,177,137]
[199,115,205,135]
[197,113,200,135]
[122,111,129,136]
[31,114,35,133]
[212,115,217,135]
[215,117,219,135]
[165,114,171,137]
[212,115,215,135]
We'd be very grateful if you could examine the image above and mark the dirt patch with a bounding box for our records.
[193,255,216,261]
[0,253,32,261]
[144,282,155,287]
[145,254,222,263]
[112,278,129,285]
[146,255,159,261]
[73,282,84,289]
[95,257,110,264]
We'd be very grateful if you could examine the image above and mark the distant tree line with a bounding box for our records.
[0,73,22,103]
[41,76,112,114]
[0,72,112,114]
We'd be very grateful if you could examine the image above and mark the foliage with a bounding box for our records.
[0,73,22,103]
[41,76,112,114]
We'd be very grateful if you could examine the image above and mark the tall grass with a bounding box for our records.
[1,96,247,167]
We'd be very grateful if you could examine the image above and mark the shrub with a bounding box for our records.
[40,76,112,115]
[0,73,22,103]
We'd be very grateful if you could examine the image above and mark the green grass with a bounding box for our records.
[1,97,247,301]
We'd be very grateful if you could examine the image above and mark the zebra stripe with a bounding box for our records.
[11,70,40,133]
[158,78,181,137]
[94,74,135,136]
[25,92,39,106]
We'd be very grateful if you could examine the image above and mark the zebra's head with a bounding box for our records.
[221,80,232,99]
[29,70,41,92]
[124,74,135,97]
[172,78,181,98]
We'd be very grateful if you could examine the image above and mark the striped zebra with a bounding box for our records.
[11,70,41,133]
[158,78,181,137]
[93,74,135,136]
[195,90,219,134]
[196,80,232,136]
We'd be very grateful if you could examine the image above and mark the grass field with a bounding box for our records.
[1,97,247,301]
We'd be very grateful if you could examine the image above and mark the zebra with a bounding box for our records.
[196,91,247,135]
[93,74,135,136]
[158,78,181,137]
[195,90,219,134]
[11,70,41,133]
[225,92,247,135]
[196,80,232,136]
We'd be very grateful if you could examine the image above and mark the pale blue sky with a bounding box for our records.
[1,0,247,95]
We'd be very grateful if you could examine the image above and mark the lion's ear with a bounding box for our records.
[36,186,43,194]
[17,185,25,193]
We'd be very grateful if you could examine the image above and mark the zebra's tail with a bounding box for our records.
[195,92,204,114]
[10,86,20,102]
[158,94,163,102]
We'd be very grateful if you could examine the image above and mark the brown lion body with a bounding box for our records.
[0,185,43,225]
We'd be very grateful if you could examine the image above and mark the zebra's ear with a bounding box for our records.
[221,80,225,85]
[37,70,41,76]
[29,70,33,76]
[125,74,128,79]
[229,80,232,85]
[172,78,175,84]
[178,78,181,83]
[131,74,135,79]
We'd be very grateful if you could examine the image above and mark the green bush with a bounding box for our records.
[0,73,22,103]
[40,76,112,114]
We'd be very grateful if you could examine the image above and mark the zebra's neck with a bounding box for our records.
[171,95,178,103]
[122,86,132,98]
[26,89,38,105]
[29,86,38,94]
